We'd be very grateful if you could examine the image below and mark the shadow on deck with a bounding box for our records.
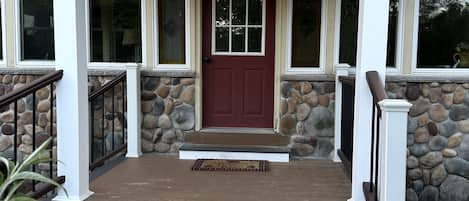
[88,156,351,201]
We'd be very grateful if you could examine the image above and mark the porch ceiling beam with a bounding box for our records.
[349,0,390,201]
[53,0,93,200]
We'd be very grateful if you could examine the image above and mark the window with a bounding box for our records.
[158,0,186,64]
[155,0,190,69]
[287,0,323,71]
[90,0,142,63]
[19,0,55,61]
[212,0,265,55]
[337,0,401,68]
[416,0,469,69]
[0,1,4,62]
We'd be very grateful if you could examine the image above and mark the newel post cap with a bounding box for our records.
[378,99,412,112]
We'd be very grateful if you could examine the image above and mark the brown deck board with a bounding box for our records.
[88,156,351,201]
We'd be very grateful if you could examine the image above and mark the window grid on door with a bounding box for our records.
[212,0,266,56]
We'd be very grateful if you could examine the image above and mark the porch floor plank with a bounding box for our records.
[88,156,351,201]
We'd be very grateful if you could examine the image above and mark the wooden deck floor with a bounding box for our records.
[88,156,351,201]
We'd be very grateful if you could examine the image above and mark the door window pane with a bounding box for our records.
[232,0,246,25]
[232,27,246,52]
[248,0,263,25]
[248,28,262,52]
[339,0,399,67]
[90,0,142,63]
[20,0,54,61]
[216,0,230,26]
[214,0,264,54]
[158,0,186,64]
[291,0,321,67]
[417,0,469,68]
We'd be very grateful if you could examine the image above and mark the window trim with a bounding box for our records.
[211,0,266,56]
[154,0,191,71]
[285,0,327,74]
[85,0,147,70]
[14,0,55,68]
[410,0,469,74]
[333,0,404,74]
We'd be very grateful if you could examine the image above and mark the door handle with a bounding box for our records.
[203,57,211,63]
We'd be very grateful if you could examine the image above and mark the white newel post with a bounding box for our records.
[378,100,412,201]
[333,64,350,162]
[349,0,390,201]
[53,0,93,200]
[126,64,142,158]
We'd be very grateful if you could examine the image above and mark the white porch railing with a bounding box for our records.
[335,71,411,201]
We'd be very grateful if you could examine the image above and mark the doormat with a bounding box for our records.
[191,159,269,172]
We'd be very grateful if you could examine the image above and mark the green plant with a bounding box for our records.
[0,138,67,201]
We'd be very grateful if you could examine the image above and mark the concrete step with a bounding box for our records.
[185,132,290,147]
[180,132,290,162]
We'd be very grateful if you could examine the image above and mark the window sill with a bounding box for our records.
[141,70,195,78]
[281,74,335,82]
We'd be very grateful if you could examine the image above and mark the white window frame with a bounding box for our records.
[86,0,147,70]
[0,0,6,67]
[14,0,55,68]
[154,0,191,71]
[285,0,327,74]
[411,0,469,75]
[211,0,266,56]
[333,0,404,74]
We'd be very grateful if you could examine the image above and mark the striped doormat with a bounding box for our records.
[191,159,269,172]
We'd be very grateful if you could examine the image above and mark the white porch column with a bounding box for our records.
[53,0,93,200]
[126,64,142,158]
[378,100,412,201]
[349,0,390,201]
[333,64,350,162]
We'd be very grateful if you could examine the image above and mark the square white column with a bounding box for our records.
[53,0,93,200]
[349,0,390,201]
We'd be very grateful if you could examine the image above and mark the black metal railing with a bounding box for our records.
[338,76,355,181]
[89,72,127,171]
[0,70,65,199]
[363,71,388,201]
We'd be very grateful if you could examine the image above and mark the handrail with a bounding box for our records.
[366,71,388,105]
[339,76,355,86]
[89,72,126,101]
[0,70,63,106]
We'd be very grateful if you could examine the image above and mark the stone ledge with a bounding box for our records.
[88,70,126,76]
[141,70,195,78]
[0,68,55,75]
[281,74,335,81]
[387,75,469,83]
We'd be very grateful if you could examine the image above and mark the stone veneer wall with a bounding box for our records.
[0,73,56,178]
[280,81,336,159]
[140,76,195,153]
[88,75,126,160]
[386,81,469,201]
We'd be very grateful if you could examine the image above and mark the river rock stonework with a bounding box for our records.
[386,82,469,201]
[0,74,57,178]
[88,75,127,160]
[280,81,335,159]
[140,77,195,153]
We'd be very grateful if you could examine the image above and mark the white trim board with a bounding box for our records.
[179,150,289,163]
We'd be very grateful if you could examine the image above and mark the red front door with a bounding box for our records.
[202,0,275,128]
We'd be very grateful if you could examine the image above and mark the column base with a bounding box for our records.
[126,152,142,158]
[53,190,94,201]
